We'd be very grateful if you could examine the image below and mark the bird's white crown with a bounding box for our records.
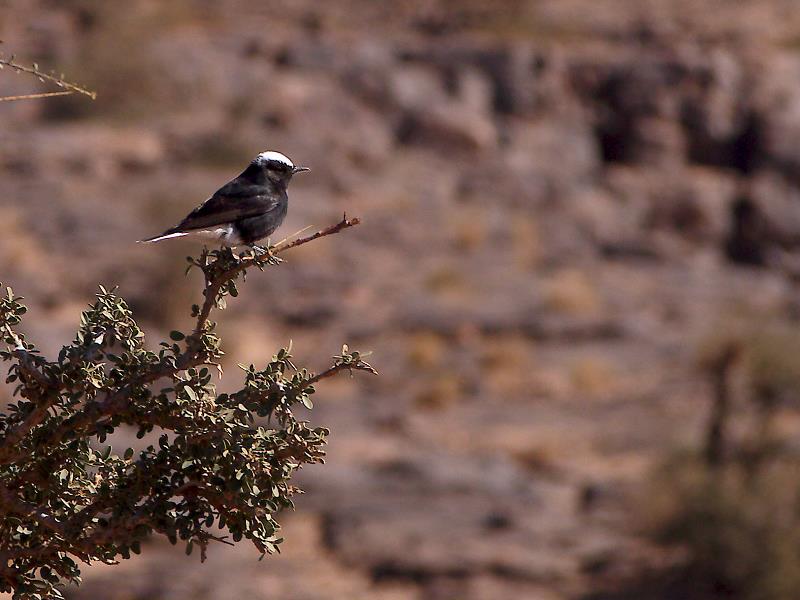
[255,150,294,168]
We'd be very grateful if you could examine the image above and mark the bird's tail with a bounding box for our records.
[137,228,189,243]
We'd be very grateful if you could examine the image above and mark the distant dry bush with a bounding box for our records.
[649,456,800,600]
[641,320,800,600]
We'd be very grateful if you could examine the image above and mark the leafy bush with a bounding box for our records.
[0,217,374,599]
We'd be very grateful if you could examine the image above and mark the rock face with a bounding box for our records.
[3,1,800,599]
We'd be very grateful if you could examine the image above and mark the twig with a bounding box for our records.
[302,357,378,390]
[0,90,75,102]
[193,214,360,334]
[272,224,314,248]
[0,350,59,463]
[0,405,49,459]
[303,363,357,388]
[0,484,67,539]
[0,55,96,99]
[11,347,53,388]
[273,214,360,254]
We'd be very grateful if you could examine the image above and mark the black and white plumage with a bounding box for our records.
[140,151,309,246]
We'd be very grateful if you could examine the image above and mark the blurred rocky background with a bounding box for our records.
[3,1,800,598]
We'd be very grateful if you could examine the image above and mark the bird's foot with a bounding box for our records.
[249,244,278,258]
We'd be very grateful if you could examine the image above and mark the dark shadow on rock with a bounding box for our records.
[724,194,767,266]
[581,565,739,600]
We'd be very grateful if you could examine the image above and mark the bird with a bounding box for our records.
[140,150,309,246]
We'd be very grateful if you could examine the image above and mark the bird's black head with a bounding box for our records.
[252,150,309,187]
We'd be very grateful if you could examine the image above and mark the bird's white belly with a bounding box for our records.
[194,226,243,246]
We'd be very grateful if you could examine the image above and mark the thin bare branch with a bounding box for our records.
[0,55,96,99]
[302,359,378,390]
[272,214,361,254]
[0,90,75,102]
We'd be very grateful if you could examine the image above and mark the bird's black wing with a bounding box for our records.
[176,179,283,232]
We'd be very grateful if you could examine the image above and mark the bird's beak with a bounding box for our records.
[293,166,310,174]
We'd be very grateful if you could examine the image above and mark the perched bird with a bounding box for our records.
[140,150,309,246]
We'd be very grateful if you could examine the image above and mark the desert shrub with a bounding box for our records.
[0,218,374,599]
[642,321,800,600]
[649,456,800,600]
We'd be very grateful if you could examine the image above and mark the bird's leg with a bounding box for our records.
[248,243,271,256]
